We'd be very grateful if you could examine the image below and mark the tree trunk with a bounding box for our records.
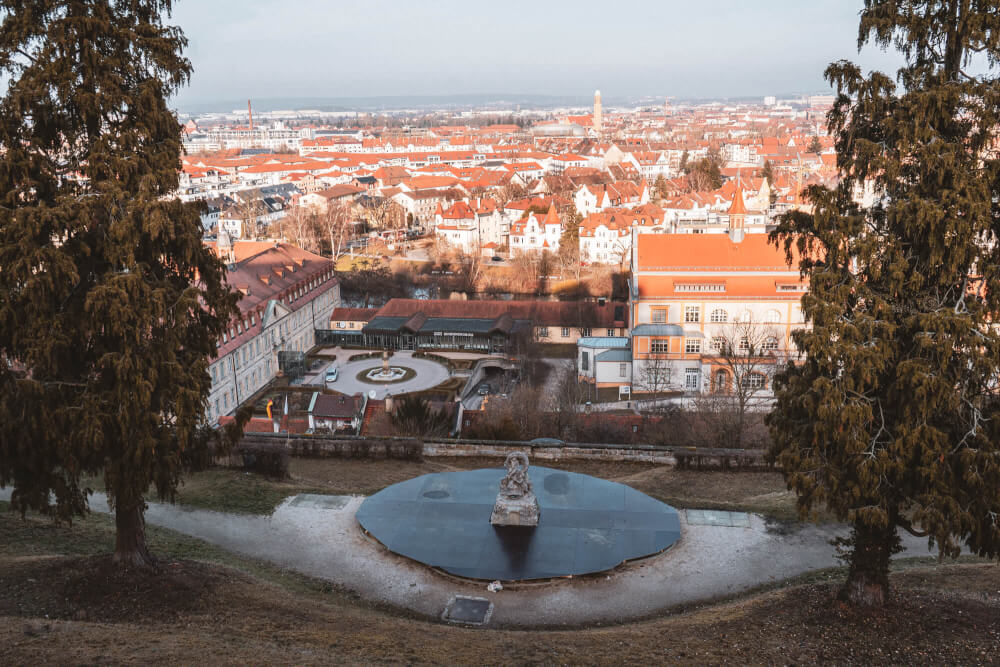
[840,521,899,606]
[113,502,156,570]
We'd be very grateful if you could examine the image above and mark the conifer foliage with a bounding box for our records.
[769,0,1000,605]
[0,2,241,567]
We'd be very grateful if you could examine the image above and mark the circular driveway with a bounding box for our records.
[327,351,450,398]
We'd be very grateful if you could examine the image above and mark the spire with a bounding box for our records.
[434,202,444,216]
[544,202,560,225]
[728,185,748,216]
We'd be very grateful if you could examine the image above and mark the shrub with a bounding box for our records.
[234,442,290,478]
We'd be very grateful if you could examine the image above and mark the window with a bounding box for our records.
[579,328,592,337]
[581,351,590,371]
[651,339,670,354]
[739,337,750,352]
[675,283,725,292]
[537,327,549,338]
[607,328,615,337]
[652,308,667,323]
[685,368,701,391]
[561,327,570,337]
[710,336,726,352]
[764,309,781,324]
[710,309,728,323]
[619,363,628,378]
[684,306,700,323]
[763,336,780,351]
[685,338,702,354]
[742,372,766,390]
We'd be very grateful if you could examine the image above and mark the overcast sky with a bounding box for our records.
[169,0,905,108]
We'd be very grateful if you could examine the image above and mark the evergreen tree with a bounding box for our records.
[769,0,1000,606]
[0,2,242,567]
[761,159,775,186]
[653,174,667,200]
[807,134,823,154]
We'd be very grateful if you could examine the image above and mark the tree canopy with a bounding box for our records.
[769,0,1000,605]
[0,1,243,567]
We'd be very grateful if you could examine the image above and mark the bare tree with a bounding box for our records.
[318,200,354,259]
[636,353,674,403]
[495,181,528,207]
[455,252,483,292]
[363,196,405,232]
[704,315,787,448]
[282,205,320,252]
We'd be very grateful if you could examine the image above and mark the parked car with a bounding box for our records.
[491,256,503,262]
[325,367,339,383]
[477,383,491,396]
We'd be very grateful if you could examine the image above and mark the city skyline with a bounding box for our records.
[170,0,905,110]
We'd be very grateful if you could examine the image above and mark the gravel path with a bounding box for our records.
[1,486,933,627]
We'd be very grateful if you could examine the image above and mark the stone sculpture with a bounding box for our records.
[490,451,539,527]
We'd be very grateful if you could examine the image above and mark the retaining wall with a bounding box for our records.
[236,432,771,469]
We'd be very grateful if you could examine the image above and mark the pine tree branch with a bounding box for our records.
[897,516,929,538]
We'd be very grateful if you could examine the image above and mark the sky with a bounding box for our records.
[169,0,906,110]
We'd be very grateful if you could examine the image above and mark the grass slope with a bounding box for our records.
[1,500,998,665]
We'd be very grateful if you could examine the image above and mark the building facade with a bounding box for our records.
[206,241,340,423]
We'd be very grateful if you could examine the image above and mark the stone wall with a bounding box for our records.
[233,433,772,469]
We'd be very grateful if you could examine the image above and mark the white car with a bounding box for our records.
[325,367,339,383]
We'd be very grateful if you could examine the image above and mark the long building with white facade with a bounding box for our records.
[206,240,340,423]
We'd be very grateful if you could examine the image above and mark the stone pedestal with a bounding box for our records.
[490,451,539,527]
[490,492,539,527]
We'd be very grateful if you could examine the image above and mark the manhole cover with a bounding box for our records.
[423,490,450,499]
[443,596,493,625]
[685,509,752,528]
[287,494,352,510]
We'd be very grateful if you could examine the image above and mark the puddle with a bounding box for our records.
[287,494,353,510]
[685,509,752,528]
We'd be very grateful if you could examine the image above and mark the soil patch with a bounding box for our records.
[0,555,230,624]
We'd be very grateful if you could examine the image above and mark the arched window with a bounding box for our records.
[763,336,780,351]
[764,309,781,323]
[710,308,728,323]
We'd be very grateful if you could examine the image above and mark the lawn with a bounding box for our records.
[1,499,997,665]
[77,456,810,519]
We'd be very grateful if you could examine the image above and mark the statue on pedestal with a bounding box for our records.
[490,451,539,527]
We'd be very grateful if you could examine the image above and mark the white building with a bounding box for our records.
[206,240,341,424]
[509,204,562,255]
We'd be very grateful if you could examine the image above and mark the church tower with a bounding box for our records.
[594,89,603,137]
[727,184,748,242]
